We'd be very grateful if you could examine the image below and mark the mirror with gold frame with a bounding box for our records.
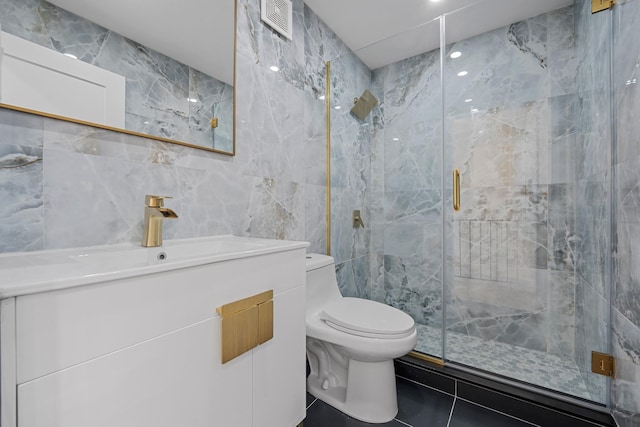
[0,0,236,156]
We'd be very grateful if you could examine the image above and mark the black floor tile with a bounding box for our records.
[456,381,610,427]
[395,377,453,427]
[449,400,535,427]
[304,399,406,427]
[396,359,456,395]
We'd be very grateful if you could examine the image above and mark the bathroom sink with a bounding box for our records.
[0,235,308,298]
[69,235,275,266]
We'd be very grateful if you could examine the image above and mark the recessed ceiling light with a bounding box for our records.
[471,108,479,113]
[457,71,468,77]
[392,137,400,141]
[450,51,462,59]
[188,98,198,103]
[464,98,473,103]
[318,95,325,100]
[270,65,279,72]
[334,106,341,110]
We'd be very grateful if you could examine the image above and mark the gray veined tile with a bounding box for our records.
[612,309,640,425]
[305,184,327,254]
[246,178,305,242]
[336,256,370,299]
[0,145,44,253]
[614,221,640,327]
[0,0,109,62]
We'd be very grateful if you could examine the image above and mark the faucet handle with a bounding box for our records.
[145,195,172,208]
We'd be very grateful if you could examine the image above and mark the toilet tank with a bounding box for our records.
[305,253,343,316]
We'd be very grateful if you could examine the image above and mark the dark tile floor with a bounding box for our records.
[303,377,541,427]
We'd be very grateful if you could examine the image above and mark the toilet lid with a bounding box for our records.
[320,298,415,339]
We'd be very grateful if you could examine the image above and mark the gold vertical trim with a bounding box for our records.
[592,0,615,13]
[453,168,461,212]
[326,61,332,256]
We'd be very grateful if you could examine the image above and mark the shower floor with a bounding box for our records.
[414,323,593,401]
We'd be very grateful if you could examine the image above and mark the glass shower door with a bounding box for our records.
[442,0,611,404]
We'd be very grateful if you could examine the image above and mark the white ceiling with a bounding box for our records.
[304,0,574,70]
[48,0,573,82]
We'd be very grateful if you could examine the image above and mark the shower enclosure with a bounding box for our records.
[326,0,612,409]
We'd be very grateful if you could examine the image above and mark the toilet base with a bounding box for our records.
[307,359,398,424]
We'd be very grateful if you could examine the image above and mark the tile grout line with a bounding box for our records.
[446,380,458,427]
[455,396,540,426]
[393,418,413,427]
[446,397,457,427]
[306,397,317,411]
[396,375,456,398]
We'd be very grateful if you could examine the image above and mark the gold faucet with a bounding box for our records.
[142,195,178,247]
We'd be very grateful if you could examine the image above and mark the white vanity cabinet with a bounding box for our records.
[0,238,307,427]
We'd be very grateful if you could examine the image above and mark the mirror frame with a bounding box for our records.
[0,0,236,156]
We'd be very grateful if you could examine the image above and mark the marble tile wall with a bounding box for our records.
[0,0,234,153]
[315,9,375,297]
[0,0,336,256]
[368,45,444,331]
[611,0,640,423]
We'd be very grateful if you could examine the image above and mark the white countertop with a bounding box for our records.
[0,235,309,298]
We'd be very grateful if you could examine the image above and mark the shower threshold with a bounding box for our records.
[414,323,598,402]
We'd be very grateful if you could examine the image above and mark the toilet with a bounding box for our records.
[305,253,417,423]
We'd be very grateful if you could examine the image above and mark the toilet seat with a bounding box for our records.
[320,297,415,339]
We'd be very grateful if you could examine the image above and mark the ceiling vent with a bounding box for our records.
[261,0,293,40]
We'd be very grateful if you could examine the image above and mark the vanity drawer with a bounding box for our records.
[16,248,305,383]
[18,317,253,427]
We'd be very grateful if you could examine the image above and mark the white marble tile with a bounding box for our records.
[612,308,640,426]
[303,93,327,186]
[330,187,369,265]
[236,0,306,90]
[0,109,45,149]
[189,69,234,152]
[0,145,44,252]
[246,177,305,242]
[235,54,306,183]
[329,111,371,192]
[0,0,109,61]
[305,183,327,254]
[336,255,370,299]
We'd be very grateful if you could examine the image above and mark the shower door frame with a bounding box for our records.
[438,2,614,410]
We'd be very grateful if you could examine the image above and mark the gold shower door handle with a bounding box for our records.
[453,169,461,212]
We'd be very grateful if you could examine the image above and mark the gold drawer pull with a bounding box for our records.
[217,290,273,364]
